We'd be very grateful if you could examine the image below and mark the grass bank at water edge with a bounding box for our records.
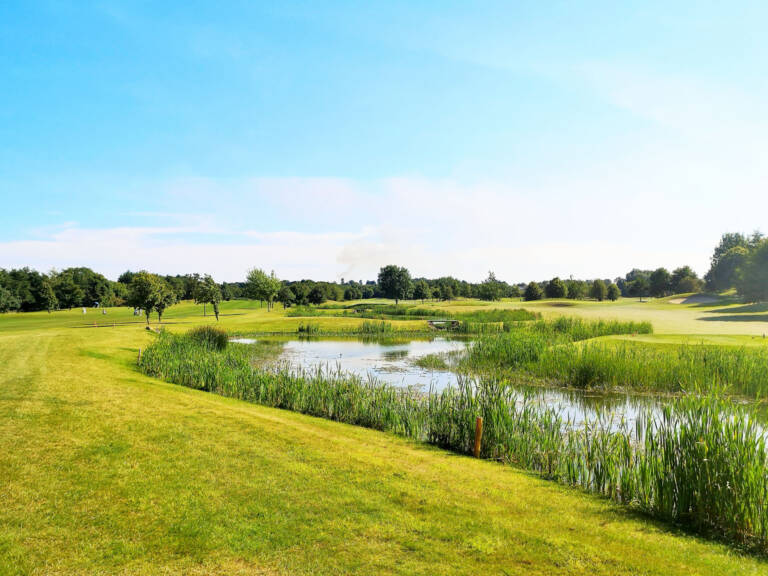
[140,329,768,553]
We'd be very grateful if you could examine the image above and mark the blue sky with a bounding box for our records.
[1,1,767,281]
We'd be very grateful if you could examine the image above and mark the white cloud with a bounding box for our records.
[2,172,747,283]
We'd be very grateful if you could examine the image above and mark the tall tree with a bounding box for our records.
[607,283,621,301]
[195,274,223,320]
[524,282,543,301]
[565,279,586,300]
[545,277,567,299]
[41,278,58,313]
[670,266,700,294]
[590,279,608,302]
[377,265,412,305]
[706,246,749,292]
[153,281,177,324]
[736,238,768,302]
[278,285,296,308]
[0,285,21,313]
[127,272,176,324]
[307,285,326,305]
[55,274,85,309]
[649,268,671,298]
[627,276,650,299]
[117,270,135,284]
[413,280,430,303]
[478,271,503,301]
[246,268,281,310]
[127,272,157,324]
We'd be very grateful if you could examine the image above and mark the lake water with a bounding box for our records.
[230,335,663,429]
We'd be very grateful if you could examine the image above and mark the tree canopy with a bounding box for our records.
[649,268,671,298]
[590,279,608,302]
[545,277,567,299]
[524,282,543,301]
[413,280,430,303]
[478,271,504,301]
[377,265,412,305]
[245,268,281,310]
[736,238,768,303]
[195,275,223,320]
[127,272,177,324]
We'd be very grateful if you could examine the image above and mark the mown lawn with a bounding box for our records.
[1,304,767,574]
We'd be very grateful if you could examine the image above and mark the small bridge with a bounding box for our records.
[427,319,460,330]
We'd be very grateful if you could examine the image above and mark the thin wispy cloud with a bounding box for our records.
[2,2,766,281]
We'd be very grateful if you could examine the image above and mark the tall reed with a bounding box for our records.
[466,335,768,398]
[140,331,768,551]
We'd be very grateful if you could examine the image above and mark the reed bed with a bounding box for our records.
[528,316,653,341]
[287,303,539,326]
[296,320,399,335]
[140,330,768,551]
[465,334,768,398]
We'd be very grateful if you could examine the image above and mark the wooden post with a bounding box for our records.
[138,348,142,364]
[473,416,483,458]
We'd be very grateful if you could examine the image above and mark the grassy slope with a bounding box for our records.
[481,297,768,338]
[1,303,767,574]
[365,296,768,344]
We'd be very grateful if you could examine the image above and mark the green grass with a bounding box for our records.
[2,301,768,573]
[140,331,768,551]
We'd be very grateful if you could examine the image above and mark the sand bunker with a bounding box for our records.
[668,294,719,305]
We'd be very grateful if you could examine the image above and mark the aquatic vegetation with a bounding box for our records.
[140,330,768,551]
[528,316,653,340]
[187,325,229,350]
[466,335,768,398]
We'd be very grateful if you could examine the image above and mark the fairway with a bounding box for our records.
[410,296,768,339]
[2,302,767,575]
[5,5,768,572]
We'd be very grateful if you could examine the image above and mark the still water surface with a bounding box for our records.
[230,335,663,428]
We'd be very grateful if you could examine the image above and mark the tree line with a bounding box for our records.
[2,231,765,315]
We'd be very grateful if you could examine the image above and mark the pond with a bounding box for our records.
[231,335,467,391]
[230,335,666,429]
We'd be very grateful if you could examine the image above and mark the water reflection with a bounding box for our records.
[230,335,764,432]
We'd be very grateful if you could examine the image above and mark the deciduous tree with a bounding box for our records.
[195,274,222,320]
[41,279,58,313]
[590,279,608,302]
[377,265,412,305]
[545,277,567,299]
[524,282,543,301]
[413,280,430,303]
[649,268,671,298]
[278,286,296,308]
[736,239,768,302]
[128,271,176,324]
[246,268,281,310]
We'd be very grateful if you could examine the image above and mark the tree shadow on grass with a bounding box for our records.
[701,303,768,322]
[700,314,768,323]
[707,303,768,314]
